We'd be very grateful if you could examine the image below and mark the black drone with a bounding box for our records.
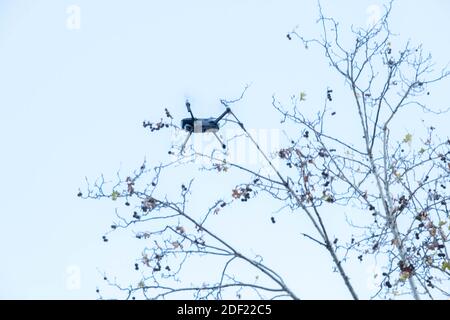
[180,100,231,153]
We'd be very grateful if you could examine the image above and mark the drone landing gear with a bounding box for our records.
[212,132,226,149]
[180,131,192,154]
[179,101,230,154]
[179,131,226,154]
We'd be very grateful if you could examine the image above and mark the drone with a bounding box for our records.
[180,100,231,153]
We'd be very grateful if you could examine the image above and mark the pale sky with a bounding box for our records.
[0,0,449,299]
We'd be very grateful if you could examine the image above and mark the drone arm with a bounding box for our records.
[215,107,231,123]
[185,101,195,120]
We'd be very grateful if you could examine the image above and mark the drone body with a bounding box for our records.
[181,117,220,133]
[179,101,231,152]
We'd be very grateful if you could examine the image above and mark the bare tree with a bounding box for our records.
[280,1,450,299]
[81,2,450,300]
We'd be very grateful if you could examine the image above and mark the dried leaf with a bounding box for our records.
[442,261,450,271]
[172,241,180,249]
[165,108,173,119]
[299,92,307,101]
[232,188,241,199]
[403,133,412,144]
[142,254,150,267]
[176,226,186,234]
[142,197,157,211]
[399,271,410,281]
[391,238,400,247]
[111,191,120,201]
[429,227,437,237]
